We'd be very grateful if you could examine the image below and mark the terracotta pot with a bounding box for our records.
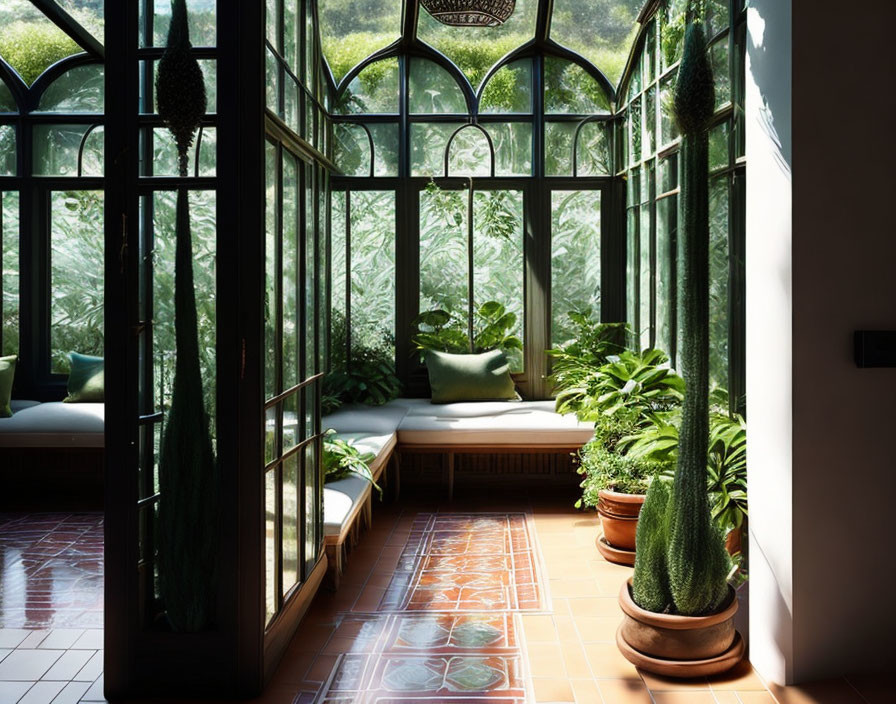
[597,489,644,551]
[617,577,744,677]
[725,526,743,557]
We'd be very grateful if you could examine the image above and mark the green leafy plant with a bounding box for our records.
[323,309,401,415]
[555,348,684,421]
[411,300,523,360]
[576,414,665,507]
[547,311,627,398]
[322,430,381,498]
[632,15,730,618]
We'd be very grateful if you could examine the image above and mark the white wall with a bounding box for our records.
[747,0,896,684]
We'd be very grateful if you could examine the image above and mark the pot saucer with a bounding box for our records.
[616,627,745,677]
[596,534,635,566]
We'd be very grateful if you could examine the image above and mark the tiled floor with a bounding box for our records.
[1,501,892,703]
[0,512,104,704]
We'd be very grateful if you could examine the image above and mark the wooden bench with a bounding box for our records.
[321,398,593,586]
[0,400,105,509]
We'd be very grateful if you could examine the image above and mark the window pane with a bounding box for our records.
[709,177,729,390]
[639,202,651,350]
[141,126,216,177]
[305,163,316,378]
[709,120,729,172]
[0,126,14,176]
[661,0,687,69]
[319,0,400,83]
[0,3,80,85]
[265,143,278,400]
[147,0,217,47]
[265,468,277,625]
[282,453,298,595]
[50,191,104,373]
[711,38,730,109]
[420,187,468,322]
[0,79,16,112]
[151,190,218,425]
[629,97,641,163]
[1,192,19,357]
[334,58,399,114]
[447,127,492,177]
[480,59,532,114]
[334,123,372,177]
[33,124,103,177]
[283,155,299,390]
[490,122,532,176]
[544,57,610,114]
[304,441,318,577]
[551,191,601,348]
[549,0,642,85]
[706,0,730,38]
[626,207,638,332]
[416,0,537,90]
[330,191,347,371]
[410,58,467,114]
[655,195,676,355]
[660,73,679,146]
[410,122,464,177]
[643,85,656,158]
[473,190,524,371]
[36,64,104,113]
[576,121,611,176]
[545,122,575,177]
[349,191,395,357]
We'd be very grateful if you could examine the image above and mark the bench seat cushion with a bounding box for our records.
[0,401,104,448]
[323,402,410,435]
[323,476,371,538]
[332,431,397,480]
[396,399,594,446]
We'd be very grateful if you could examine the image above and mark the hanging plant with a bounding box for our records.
[155,0,217,633]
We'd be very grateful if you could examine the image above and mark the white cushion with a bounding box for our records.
[0,402,105,448]
[322,401,410,434]
[323,476,371,537]
[330,431,397,481]
[397,400,594,446]
[10,400,41,413]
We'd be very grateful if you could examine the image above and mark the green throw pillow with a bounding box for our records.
[425,349,517,404]
[65,352,104,403]
[0,355,16,417]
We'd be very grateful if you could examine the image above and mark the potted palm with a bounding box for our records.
[616,13,744,677]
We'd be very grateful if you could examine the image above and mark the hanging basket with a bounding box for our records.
[420,0,516,27]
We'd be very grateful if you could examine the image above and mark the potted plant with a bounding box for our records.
[616,13,744,677]
[576,413,665,565]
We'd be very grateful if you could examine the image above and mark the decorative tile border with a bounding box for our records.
[315,513,545,703]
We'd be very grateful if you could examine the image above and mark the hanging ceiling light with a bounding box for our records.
[419,0,516,27]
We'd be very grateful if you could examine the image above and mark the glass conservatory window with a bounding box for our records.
[1,192,18,357]
[479,59,532,114]
[416,0,537,89]
[35,63,104,113]
[1,80,19,113]
[49,190,104,373]
[0,126,15,175]
[334,57,399,114]
[54,1,105,42]
[0,1,81,85]
[143,0,216,47]
[33,124,104,177]
[549,0,643,86]
[319,0,400,83]
[551,190,602,348]
[410,58,467,114]
[446,126,493,177]
[544,58,610,115]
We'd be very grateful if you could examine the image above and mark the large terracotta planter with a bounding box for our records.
[616,577,744,677]
[595,489,644,565]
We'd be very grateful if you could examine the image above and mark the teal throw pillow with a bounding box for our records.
[425,349,517,403]
[0,355,16,417]
[65,352,104,403]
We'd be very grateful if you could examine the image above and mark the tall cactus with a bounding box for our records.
[666,17,729,616]
[156,0,217,632]
[631,11,729,617]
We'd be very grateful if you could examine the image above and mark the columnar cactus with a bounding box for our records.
[632,11,729,617]
[156,0,217,632]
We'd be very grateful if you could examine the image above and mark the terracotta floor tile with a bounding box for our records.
[550,579,601,599]
[736,692,780,704]
[568,597,622,620]
[305,653,339,682]
[651,692,718,703]
[712,692,741,704]
[708,660,768,691]
[532,677,575,703]
[640,669,710,691]
[569,677,601,704]
[521,615,558,642]
[582,642,640,680]
[768,678,869,704]
[527,641,566,679]
[574,616,621,643]
[352,586,387,612]
[560,641,592,679]
[597,678,654,704]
